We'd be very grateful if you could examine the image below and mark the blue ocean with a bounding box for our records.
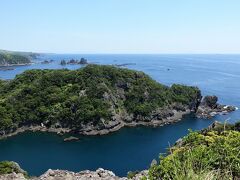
[0,54,239,176]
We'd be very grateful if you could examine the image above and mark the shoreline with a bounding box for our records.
[0,110,190,140]
[0,102,236,140]
[79,109,190,136]
[0,62,33,68]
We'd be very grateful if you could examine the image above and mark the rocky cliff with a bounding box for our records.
[196,95,235,118]
[0,65,236,139]
[0,166,147,180]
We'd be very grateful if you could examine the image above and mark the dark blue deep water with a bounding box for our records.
[0,54,240,176]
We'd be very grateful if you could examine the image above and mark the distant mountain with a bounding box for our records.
[0,50,40,66]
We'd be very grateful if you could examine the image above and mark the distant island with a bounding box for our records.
[60,58,88,65]
[0,49,39,66]
[0,65,235,138]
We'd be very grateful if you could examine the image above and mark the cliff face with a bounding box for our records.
[196,95,236,118]
[78,103,199,135]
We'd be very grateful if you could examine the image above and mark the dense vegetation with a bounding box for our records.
[0,52,30,65]
[148,121,240,180]
[0,161,28,177]
[0,65,200,133]
[0,50,39,65]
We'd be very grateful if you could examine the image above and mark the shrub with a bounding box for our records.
[148,122,240,180]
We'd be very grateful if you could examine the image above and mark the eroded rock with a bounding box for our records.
[36,168,147,180]
[63,136,79,142]
[196,96,236,119]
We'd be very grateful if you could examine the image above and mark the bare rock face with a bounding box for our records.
[0,173,26,180]
[0,168,147,180]
[196,96,236,119]
[131,170,148,180]
[37,168,124,180]
[201,95,218,108]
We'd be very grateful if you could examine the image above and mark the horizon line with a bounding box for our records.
[1,49,240,55]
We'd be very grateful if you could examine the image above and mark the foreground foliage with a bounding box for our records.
[0,65,200,132]
[0,122,239,180]
[148,122,240,180]
[0,161,28,177]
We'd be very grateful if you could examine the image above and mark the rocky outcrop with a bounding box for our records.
[0,168,148,180]
[41,60,54,64]
[60,58,88,66]
[76,104,192,136]
[0,162,28,180]
[63,136,79,142]
[0,173,26,180]
[0,95,236,139]
[127,170,148,180]
[196,96,236,118]
[37,168,125,180]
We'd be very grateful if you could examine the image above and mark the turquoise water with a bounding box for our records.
[0,54,239,176]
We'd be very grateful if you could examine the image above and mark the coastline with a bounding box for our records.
[1,121,240,180]
[0,63,33,67]
[79,109,190,136]
[0,110,190,140]
[0,96,236,140]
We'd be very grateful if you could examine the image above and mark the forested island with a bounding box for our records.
[0,121,239,179]
[0,65,235,138]
[0,50,39,66]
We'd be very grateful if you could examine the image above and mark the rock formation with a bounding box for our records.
[63,136,79,142]
[0,168,148,180]
[196,96,236,118]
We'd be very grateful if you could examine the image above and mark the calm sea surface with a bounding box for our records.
[0,54,239,176]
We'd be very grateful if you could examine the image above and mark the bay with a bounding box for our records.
[0,54,239,176]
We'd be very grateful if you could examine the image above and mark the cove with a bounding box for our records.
[0,113,238,177]
[0,54,240,176]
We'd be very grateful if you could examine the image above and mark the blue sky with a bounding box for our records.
[0,0,240,53]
